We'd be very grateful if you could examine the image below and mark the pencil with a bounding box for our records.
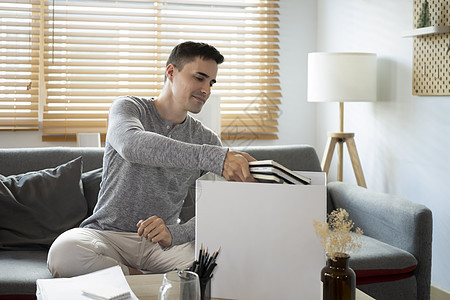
[191,245,220,280]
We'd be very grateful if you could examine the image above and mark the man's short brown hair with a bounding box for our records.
[166,41,224,72]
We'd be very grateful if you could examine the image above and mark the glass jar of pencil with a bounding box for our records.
[158,270,200,300]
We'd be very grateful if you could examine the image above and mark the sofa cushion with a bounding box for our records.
[0,250,51,295]
[81,168,102,216]
[0,157,87,250]
[350,235,417,285]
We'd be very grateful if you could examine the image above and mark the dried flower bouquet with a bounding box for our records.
[313,208,363,261]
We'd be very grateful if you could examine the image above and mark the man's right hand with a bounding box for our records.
[222,151,257,182]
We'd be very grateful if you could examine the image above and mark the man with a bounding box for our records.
[47,41,256,277]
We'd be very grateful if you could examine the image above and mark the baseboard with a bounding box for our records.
[431,284,450,300]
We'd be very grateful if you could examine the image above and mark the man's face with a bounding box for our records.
[169,56,218,114]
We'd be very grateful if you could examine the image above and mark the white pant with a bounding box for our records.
[47,228,195,278]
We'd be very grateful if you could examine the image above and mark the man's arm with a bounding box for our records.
[109,96,256,181]
[107,96,227,175]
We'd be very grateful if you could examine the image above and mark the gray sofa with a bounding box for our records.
[0,145,432,300]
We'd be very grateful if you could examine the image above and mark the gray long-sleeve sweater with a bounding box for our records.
[80,96,228,246]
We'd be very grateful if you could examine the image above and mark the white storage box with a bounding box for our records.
[195,172,326,300]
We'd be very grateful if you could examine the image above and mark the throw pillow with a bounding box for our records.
[81,168,103,216]
[0,157,87,250]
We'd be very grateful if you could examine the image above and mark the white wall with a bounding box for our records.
[317,0,450,291]
[276,0,317,146]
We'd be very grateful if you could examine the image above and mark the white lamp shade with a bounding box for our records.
[307,52,377,102]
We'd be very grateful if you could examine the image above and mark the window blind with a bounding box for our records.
[0,0,40,131]
[42,0,280,141]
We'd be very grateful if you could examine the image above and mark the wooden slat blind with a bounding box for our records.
[42,0,280,141]
[0,0,40,131]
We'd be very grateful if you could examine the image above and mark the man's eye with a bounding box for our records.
[195,77,204,82]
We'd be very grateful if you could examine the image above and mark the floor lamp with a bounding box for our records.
[307,52,377,188]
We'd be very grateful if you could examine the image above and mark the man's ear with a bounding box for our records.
[166,64,175,82]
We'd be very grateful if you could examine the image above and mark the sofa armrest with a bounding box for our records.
[327,181,432,299]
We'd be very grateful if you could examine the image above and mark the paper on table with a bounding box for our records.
[36,265,138,300]
[82,284,130,300]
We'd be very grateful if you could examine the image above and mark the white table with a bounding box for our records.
[126,274,375,300]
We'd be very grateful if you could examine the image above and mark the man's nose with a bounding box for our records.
[200,82,211,95]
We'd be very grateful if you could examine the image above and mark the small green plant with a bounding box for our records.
[417,0,431,28]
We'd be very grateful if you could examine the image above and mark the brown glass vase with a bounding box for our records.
[321,254,356,300]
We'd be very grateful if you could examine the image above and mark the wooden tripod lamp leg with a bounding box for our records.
[321,132,367,188]
[321,136,338,174]
[346,137,367,188]
[337,140,344,182]
[320,104,367,187]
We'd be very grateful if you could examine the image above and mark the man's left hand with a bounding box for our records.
[137,216,172,248]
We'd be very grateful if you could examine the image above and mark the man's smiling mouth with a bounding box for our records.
[192,93,207,103]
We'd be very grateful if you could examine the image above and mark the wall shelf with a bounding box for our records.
[402,25,450,37]
[409,0,450,96]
